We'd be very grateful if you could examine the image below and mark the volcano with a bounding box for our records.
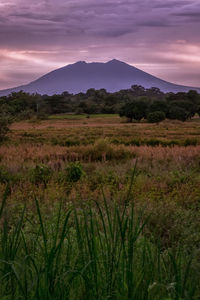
[0,59,199,96]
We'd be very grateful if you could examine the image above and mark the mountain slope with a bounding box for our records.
[0,59,199,96]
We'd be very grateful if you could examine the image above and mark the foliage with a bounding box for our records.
[0,113,12,142]
[147,111,166,123]
[30,164,52,187]
[0,187,199,299]
[0,115,200,298]
[119,100,148,121]
[65,162,84,182]
[1,87,200,123]
[148,100,168,114]
[0,166,15,183]
[167,106,188,122]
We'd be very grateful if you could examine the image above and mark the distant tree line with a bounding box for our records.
[0,85,200,125]
[119,89,200,123]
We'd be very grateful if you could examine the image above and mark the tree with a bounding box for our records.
[119,100,148,122]
[131,85,146,97]
[86,88,96,97]
[0,114,12,142]
[167,100,194,119]
[147,111,165,124]
[187,90,200,103]
[149,100,168,114]
[167,106,188,122]
[146,87,164,98]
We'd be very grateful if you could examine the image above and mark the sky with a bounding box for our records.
[0,0,200,89]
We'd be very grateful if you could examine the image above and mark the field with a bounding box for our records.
[0,114,200,299]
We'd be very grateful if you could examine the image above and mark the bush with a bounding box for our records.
[184,138,198,146]
[129,139,141,146]
[0,114,12,142]
[85,139,130,161]
[30,164,52,186]
[65,162,84,182]
[36,112,49,120]
[17,109,35,120]
[147,111,165,124]
[145,139,161,146]
[51,138,81,147]
[0,167,12,183]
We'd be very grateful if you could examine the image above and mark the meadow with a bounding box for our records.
[0,114,200,299]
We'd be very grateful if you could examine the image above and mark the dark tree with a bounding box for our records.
[147,111,166,124]
[0,114,12,142]
[119,100,148,122]
[149,100,168,114]
[168,106,188,122]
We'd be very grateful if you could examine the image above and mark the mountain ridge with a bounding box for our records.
[0,59,199,96]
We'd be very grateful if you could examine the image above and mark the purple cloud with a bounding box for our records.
[0,0,200,89]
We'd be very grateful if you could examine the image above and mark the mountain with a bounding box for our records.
[0,59,200,96]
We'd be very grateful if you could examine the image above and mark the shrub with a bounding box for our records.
[65,162,84,182]
[17,109,34,120]
[129,139,141,146]
[184,138,198,146]
[0,166,18,184]
[84,139,130,161]
[145,139,161,146]
[64,139,80,147]
[0,167,12,183]
[0,114,12,142]
[51,138,80,147]
[36,112,49,120]
[147,111,166,124]
[30,164,52,186]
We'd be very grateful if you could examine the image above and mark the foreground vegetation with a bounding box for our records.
[0,116,200,299]
[0,182,199,299]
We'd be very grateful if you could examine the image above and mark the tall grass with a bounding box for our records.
[0,183,198,299]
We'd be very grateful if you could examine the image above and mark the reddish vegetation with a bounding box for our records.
[0,143,199,172]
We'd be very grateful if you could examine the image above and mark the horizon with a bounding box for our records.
[0,0,200,89]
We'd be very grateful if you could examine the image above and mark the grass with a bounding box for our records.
[48,113,118,120]
[9,118,200,146]
[0,179,198,299]
[0,116,200,298]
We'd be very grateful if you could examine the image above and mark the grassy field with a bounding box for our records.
[0,115,200,299]
[48,113,118,120]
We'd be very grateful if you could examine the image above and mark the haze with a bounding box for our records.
[0,0,200,90]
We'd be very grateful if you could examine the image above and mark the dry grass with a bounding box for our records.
[8,117,200,147]
[0,143,200,173]
[1,116,200,204]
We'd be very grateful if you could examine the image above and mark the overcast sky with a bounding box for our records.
[0,0,200,89]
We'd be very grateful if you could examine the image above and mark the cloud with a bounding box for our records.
[174,10,200,22]
[152,0,191,8]
[0,0,199,88]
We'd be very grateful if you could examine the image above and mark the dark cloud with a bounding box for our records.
[138,20,172,27]
[174,10,200,21]
[152,0,191,8]
[177,11,200,17]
